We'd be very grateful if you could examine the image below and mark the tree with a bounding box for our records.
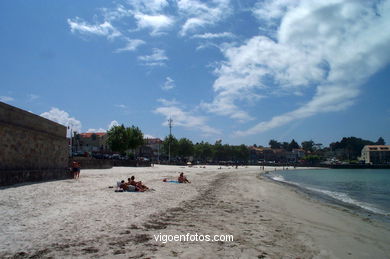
[162,135,179,160]
[376,137,386,145]
[303,155,322,165]
[269,139,281,149]
[127,125,144,153]
[288,139,300,151]
[178,138,194,159]
[194,141,213,162]
[330,137,375,160]
[301,140,315,152]
[235,144,250,162]
[107,124,128,154]
[281,142,289,150]
[107,124,145,156]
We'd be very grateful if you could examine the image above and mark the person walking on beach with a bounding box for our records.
[71,161,79,179]
[76,162,81,178]
[71,161,81,179]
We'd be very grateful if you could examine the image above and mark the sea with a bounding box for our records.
[266,168,390,219]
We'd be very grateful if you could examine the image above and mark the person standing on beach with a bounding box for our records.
[74,161,81,179]
[71,161,78,179]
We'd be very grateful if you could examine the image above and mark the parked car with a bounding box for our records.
[72,151,84,157]
[111,154,121,159]
[92,153,104,159]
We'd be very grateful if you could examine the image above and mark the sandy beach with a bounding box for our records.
[1,165,390,258]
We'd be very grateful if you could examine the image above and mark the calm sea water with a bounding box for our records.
[267,169,390,216]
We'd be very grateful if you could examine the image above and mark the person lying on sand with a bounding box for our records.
[128,176,149,192]
[178,172,190,183]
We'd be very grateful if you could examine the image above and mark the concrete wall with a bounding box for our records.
[0,102,70,186]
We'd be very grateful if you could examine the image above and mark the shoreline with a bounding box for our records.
[264,168,390,222]
[1,165,390,258]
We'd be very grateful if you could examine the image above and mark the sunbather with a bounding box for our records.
[178,172,190,183]
[128,176,149,192]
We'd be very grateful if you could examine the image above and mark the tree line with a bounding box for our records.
[107,124,386,163]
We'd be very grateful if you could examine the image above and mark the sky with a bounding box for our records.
[1,0,390,146]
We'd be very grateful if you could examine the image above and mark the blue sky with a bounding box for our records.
[1,0,390,146]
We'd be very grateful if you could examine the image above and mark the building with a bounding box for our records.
[73,132,109,153]
[139,138,163,161]
[249,146,306,163]
[359,145,390,164]
[72,133,162,160]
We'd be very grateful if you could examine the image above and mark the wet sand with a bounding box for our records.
[1,165,389,258]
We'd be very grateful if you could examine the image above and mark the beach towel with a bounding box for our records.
[114,189,139,192]
[164,180,180,183]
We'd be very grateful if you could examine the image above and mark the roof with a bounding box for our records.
[79,132,107,138]
[363,145,390,151]
[145,138,163,144]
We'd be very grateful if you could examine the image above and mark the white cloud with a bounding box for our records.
[40,108,82,136]
[101,5,131,22]
[114,39,145,53]
[108,120,119,130]
[130,0,169,14]
[86,120,120,133]
[138,48,168,66]
[157,98,180,106]
[203,0,390,136]
[0,96,14,103]
[144,134,156,139]
[87,128,107,133]
[178,0,232,36]
[134,13,174,35]
[28,94,39,101]
[154,100,220,135]
[192,32,235,39]
[115,104,127,109]
[162,77,175,90]
[67,18,121,40]
[252,0,298,24]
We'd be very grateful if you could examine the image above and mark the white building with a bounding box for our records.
[359,145,390,164]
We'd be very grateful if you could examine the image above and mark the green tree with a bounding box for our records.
[303,155,322,165]
[178,138,194,159]
[301,140,315,152]
[330,137,375,160]
[269,139,281,149]
[194,141,213,162]
[107,124,145,156]
[162,135,179,159]
[288,139,300,151]
[281,142,289,150]
[107,124,128,154]
[127,125,144,154]
[376,137,386,145]
[236,144,250,162]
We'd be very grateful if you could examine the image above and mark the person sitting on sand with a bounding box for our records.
[128,176,149,192]
[178,172,190,183]
[119,180,127,191]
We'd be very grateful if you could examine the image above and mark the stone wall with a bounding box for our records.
[0,102,70,186]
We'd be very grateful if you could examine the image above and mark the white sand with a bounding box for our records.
[1,165,389,258]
